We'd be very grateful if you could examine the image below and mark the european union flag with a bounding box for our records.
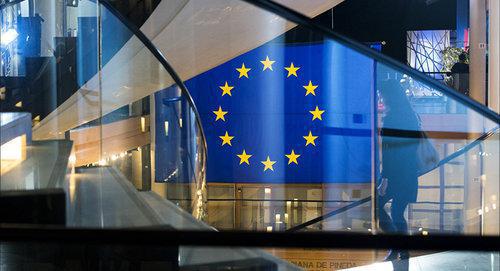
[156,39,375,184]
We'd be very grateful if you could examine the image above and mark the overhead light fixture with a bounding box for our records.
[1,28,19,46]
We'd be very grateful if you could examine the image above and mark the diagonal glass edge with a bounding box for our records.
[242,0,500,124]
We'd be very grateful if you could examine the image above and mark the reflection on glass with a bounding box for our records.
[377,79,421,237]
[1,0,207,227]
[0,0,499,270]
[0,0,497,244]
[376,62,499,239]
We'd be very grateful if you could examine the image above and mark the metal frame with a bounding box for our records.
[0,225,498,251]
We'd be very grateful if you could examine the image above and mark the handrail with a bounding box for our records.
[287,126,499,232]
[286,197,371,232]
[0,225,498,251]
[420,126,499,176]
[241,0,500,124]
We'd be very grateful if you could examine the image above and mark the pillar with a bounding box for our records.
[469,0,487,105]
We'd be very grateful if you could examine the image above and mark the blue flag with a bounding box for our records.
[155,39,375,184]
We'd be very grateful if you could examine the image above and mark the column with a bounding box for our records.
[469,0,487,104]
[488,0,500,112]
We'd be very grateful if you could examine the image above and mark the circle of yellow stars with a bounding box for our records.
[213,56,325,172]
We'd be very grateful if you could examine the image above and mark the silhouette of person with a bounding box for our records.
[449,52,469,96]
[451,53,469,74]
[377,79,420,262]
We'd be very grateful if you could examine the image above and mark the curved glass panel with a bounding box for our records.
[1,0,207,226]
[1,0,498,235]
[139,0,498,236]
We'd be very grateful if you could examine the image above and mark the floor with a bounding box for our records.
[4,165,496,271]
[66,166,299,271]
[342,251,500,271]
[68,166,161,228]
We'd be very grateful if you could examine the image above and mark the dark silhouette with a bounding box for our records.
[378,80,420,262]
[449,53,469,96]
[451,53,469,74]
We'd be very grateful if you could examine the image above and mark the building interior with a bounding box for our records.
[1,0,499,270]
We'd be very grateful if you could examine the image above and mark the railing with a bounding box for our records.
[100,0,208,219]
[0,225,498,251]
[287,127,499,232]
[1,0,208,219]
[2,0,498,235]
[1,0,499,268]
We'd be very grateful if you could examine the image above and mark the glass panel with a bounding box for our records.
[1,0,206,227]
[376,62,499,235]
[0,0,499,268]
[150,0,376,233]
[0,0,497,242]
[63,3,207,226]
[203,184,371,232]
[135,0,499,237]
[482,132,499,235]
[154,86,207,219]
[1,0,100,195]
[121,0,499,236]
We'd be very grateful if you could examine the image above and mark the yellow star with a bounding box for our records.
[219,82,234,96]
[303,131,318,146]
[213,106,228,121]
[285,150,301,165]
[260,56,275,71]
[303,81,318,96]
[237,150,252,165]
[261,156,277,171]
[236,63,251,78]
[219,131,234,146]
[309,106,325,121]
[284,62,300,77]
